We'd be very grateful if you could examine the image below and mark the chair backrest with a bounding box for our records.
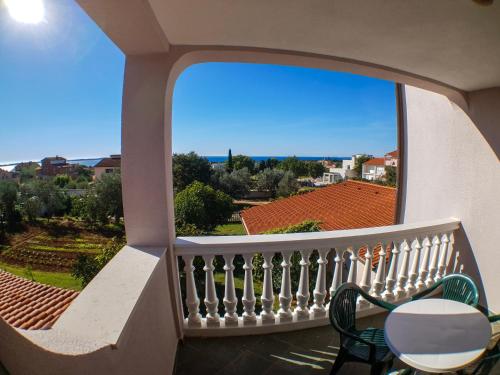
[441,274,479,307]
[329,283,360,334]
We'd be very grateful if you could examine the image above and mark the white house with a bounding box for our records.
[362,151,399,180]
[93,155,121,179]
[323,154,364,183]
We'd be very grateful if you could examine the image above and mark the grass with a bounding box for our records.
[27,244,102,253]
[0,261,82,291]
[210,223,246,236]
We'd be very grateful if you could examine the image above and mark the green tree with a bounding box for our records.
[279,156,308,177]
[23,196,42,222]
[307,162,326,178]
[95,171,123,223]
[173,152,212,192]
[277,171,299,197]
[232,155,255,174]
[72,237,124,287]
[226,149,234,173]
[74,165,93,181]
[18,165,37,183]
[54,174,70,188]
[211,167,251,199]
[21,180,67,218]
[385,166,397,187]
[265,158,279,169]
[175,181,233,231]
[354,154,373,177]
[255,168,284,198]
[0,181,20,229]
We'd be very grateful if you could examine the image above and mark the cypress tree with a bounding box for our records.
[226,148,234,172]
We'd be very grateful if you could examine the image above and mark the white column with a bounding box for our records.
[203,255,220,327]
[395,239,411,299]
[260,253,275,324]
[371,242,387,298]
[436,233,450,281]
[359,244,373,307]
[426,234,441,287]
[312,249,330,316]
[295,249,312,320]
[406,237,422,295]
[347,247,358,283]
[383,241,400,301]
[183,255,201,327]
[278,251,293,322]
[416,236,431,291]
[223,254,238,326]
[242,254,257,325]
[329,248,345,296]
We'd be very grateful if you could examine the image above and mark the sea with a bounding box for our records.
[1,156,350,170]
[205,156,350,163]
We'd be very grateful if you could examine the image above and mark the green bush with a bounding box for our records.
[174,181,233,231]
[72,237,124,287]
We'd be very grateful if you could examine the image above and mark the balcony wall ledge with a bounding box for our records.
[0,245,177,375]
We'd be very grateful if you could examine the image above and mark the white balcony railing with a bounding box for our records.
[174,218,460,336]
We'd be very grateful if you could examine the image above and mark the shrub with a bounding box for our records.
[174,181,233,231]
[72,237,124,287]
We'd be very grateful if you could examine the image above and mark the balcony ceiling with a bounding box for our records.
[79,0,500,92]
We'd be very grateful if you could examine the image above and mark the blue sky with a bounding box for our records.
[0,0,396,164]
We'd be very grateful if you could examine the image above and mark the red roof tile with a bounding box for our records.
[363,157,386,166]
[0,270,79,330]
[385,150,399,158]
[241,180,396,267]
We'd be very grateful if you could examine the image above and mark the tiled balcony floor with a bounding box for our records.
[175,313,400,375]
[175,312,500,375]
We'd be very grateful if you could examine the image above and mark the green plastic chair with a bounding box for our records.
[410,273,479,307]
[328,282,397,375]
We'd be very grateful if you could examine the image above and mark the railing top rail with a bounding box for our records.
[174,218,460,256]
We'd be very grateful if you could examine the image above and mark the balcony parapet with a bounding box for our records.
[175,218,461,337]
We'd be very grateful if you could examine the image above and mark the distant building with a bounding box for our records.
[94,155,121,179]
[0,168,18,182]
[362,150,399,180]
[38,156,81,178]
[14,161,40,172]
[384,150,399,167]
[322,154,365,183]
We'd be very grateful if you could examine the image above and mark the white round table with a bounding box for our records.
[384,299,491,373]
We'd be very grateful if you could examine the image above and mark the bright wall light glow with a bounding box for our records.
[5,0,45,24]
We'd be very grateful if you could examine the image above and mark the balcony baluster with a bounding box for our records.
[260,253,275,324]
[406,237,422,295]
[395,239,411,299]
[312,248,330,316]
[223,254,238,326]
[436,233,450,281]
[426,234,441,287]
[371,242,387,298]
[295,249,312,320]
[416,236,431,291]
[183,255,201,327]
[242,254,257,325]
[329,248,346,296]
[383,241,400,301]
[278,251,293,322]
[203,255,220,327]
[359,244,373,307]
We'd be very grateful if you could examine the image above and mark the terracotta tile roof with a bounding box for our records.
[241,180,396,268]
[363,157,386,166]
[385,150,398,158]
[95,157,121,168]
[0,270,79,330]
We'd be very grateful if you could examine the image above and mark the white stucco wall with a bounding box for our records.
[401,85,500,312]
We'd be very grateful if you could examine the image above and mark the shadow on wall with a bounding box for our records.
[448,224,487,312]
[468,87,500,160]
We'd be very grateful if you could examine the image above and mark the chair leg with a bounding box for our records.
[330,347,347,375]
